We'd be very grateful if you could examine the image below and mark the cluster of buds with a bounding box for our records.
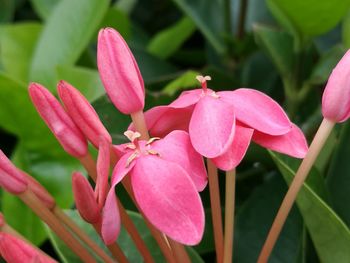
[1,24,349,263]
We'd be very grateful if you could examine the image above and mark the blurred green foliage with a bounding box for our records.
[1,0,350,262]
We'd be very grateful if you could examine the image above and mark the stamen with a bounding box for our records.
[196,75,211,91]
[146,137,161,145]
[147,149,160,156]
[126,152,139,167]
[124,130,141,142]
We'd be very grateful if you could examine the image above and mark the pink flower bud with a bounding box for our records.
[23,172,56,210]
[29,83,88,157]
[0,150,27,194]
[57,81,112,147]
[0,212,4,227]
[97,28,145,114]
[0,233,56,263]
[322,50,350,122]
[96,137,110,208]
[72,172,100,224]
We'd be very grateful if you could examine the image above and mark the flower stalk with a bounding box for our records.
[19,189,97,262]
[224,169,236,263]
[257,118,335,262]
[207,159,224,263]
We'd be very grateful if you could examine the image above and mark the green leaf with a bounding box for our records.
[271,151,350,263]
[29,0,110,88]
[0,0,16,22]
[98,7,131,40]
[267,0,350,41]
[235,174,302,263]
[171,0,226,54]
[309,46,345,85]
[132,48,178,84]
[162,70,200,96]
[0,23,42,81]
[0,73,48,140]
[56,66,105,102]
[30,0,61,20]
[327,122,350,227]
[46,210,203,262]
[147,17,196,59]
[254,24,294,78]
[343,11,350,48]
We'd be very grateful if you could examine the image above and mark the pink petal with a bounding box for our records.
[111,152,136,186]
[189,96,236,158]
[131,155,204,245]
[322,50,350,122]
[152,130,207,191]
[169,89,202,108]
[252,123,308,158]
[97,28,145,114]
[101,189,121,245]
[212,125,253,171]
[96,137,110,208]
[111,144,129,161]
[57,81,112,148]
[219,89,292,135]
[28,83,87,157]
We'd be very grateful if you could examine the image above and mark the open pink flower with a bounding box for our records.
[101,130,206,245]
[141,76,308,170]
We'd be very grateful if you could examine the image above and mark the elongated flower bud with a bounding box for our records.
[322,50,350,122]
[97,27,145,114]
[0,150,27,194]
[29,83,88,157]
[24,173,56,210]
[57,81,112,147]
[0,233,56,263]
[72,172,100,224]
[0,212,4,227]
[96,137,110,208]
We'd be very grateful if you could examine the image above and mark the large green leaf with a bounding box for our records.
[254,24,294,78]
[271,152,350,262]
[147,17,196,59]
[171,0,226,54]
[29,0,109,88]
[343,11,350,48]
[0,23,42,81]
[30,0,61,20]
[235,174,302,263]
[46,210,203,262]
[327,122,350,227]
[267,0,350,41]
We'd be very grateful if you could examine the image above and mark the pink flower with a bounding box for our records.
[141,76,308,170]
[0,233,56,263]
[72,172,101,224]
[57,80,112,147]
[29,83,88,157]
[97,28,145,114]
[101,130,206,245]
[322,50,350,122]
[0,150,27,194]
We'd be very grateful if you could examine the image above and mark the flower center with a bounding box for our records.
[123,130,160,166]
[196,75,219,98]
